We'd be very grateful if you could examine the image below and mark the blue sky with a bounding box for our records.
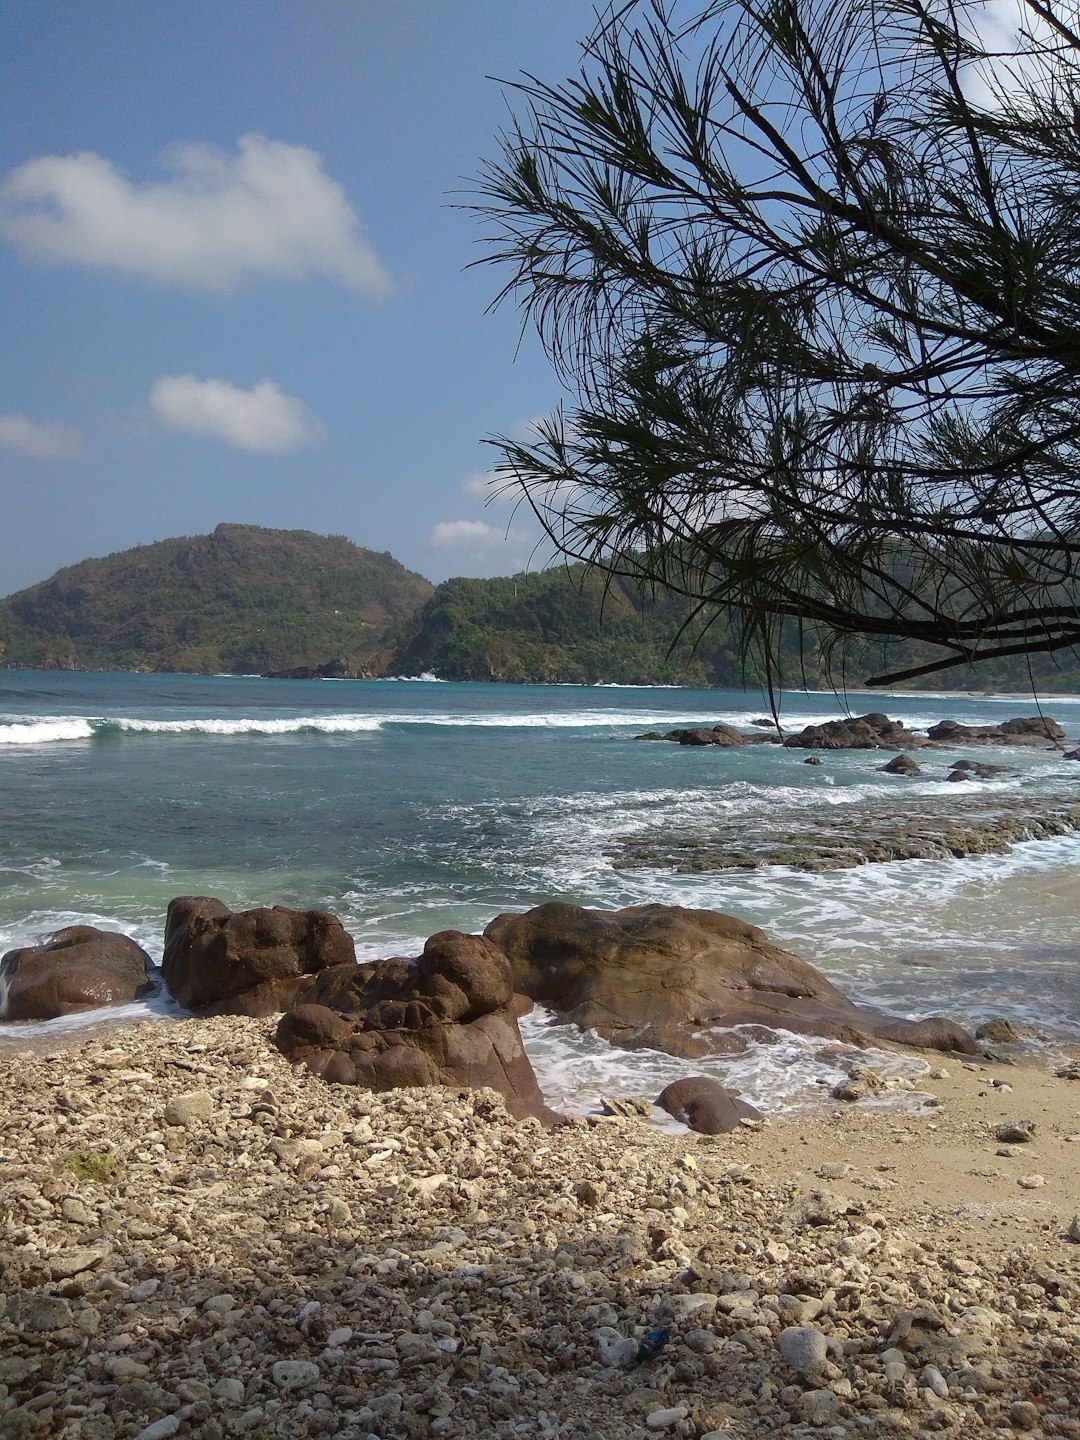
[0,1,599,594]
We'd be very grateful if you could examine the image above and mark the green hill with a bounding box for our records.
[4,525,1079,690]
[384,567,752,685]
[0,524,433,674]
[386,566,1080,692]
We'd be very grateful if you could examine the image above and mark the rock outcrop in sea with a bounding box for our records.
[161,897,356,1015]
[483,902,976,1058]
[0,927,155,1021]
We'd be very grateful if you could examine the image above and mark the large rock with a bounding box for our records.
[926,716,1065,747]
[656,1076,763,1134]
[783,713,923,751]
[161,897,356,1014]
[0,926,155,1021]
[274,930,556,1123]
[483,902,977,1058]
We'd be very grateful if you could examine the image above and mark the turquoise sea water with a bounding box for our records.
[2,671,1078,1108]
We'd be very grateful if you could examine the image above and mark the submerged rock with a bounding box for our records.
[0,926,155,1021]
[484,901,977,1058]
[161,897,356,1014]
[274,930,556,1123]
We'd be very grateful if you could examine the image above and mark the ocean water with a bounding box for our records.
[1,671,1077,1113]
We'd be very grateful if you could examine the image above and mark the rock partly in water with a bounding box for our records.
[879,754,922,777]
[926,716,1065,747]
[0,927,155,1021]
[275,929,557,1123]
[656,1076,764,1134]
[947,759,1016,782]
[783,713,924,751]
[483,902,977,1058]
[161,896,356,1015]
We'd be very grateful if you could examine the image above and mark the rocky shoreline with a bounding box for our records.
[1,1014,1077,1440]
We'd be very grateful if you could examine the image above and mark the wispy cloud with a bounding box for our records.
[150,375,320,452]
[0,413,82,459]
[0,134,392,296]
[430,519,512,550]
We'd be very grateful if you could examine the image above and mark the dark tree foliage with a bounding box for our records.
[474,0,1080,687]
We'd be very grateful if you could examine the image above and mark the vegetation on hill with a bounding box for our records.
[0,524,433,674]
[387,566,1080,692]
[3,524,1079,690]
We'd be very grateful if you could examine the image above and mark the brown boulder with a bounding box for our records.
[275,930,558,1124]
[161,896,356,1014]
[926,716,1065,747]
[483,902,977,1058]
[656,1076,763,1134]
[879,754,922,777]
[784,713,924,751]
[0,927,155,1021]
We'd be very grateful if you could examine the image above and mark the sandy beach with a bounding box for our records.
[1,1015,1077,1440]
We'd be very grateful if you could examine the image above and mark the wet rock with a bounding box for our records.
[600,1095,654,1117]
[926,716,1065,746]
[947,760,1016,781]
[783,713,924,750]
[976,1017,1021,1043]
[484,901,976,1058]
[162,896,356,1014]
[656,1076,763,1134]
[879,754,922,777]
[275,930,556,1122]
[0,926,155,1021]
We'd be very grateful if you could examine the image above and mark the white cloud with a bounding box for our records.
[462,470,506,503]
[150,375,320,452]
[0,134,392,295]
[961,0,1061,107]
[430,519,511,551]
[0,413,82,458]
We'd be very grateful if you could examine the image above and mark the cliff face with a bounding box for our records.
[0,524,433,674]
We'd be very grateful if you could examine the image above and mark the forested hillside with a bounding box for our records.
[3,526,1079,690]
[386,566,1080,691]
[0,524,433,674]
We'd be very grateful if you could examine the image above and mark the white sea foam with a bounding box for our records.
[111,714,384,736]
[519,1009,933,1118]
[0,718,96,745]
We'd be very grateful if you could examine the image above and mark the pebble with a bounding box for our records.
[0,1009,1074,1440]
[60,1196,94,1225]
[994,1122,1035,1143]
[132,1419,180,1440]
[645,1405,688,1428]
[163,1089,214,1127]
[271,1359,320,1391]
[777,1326,829,1374]
[799,1389,838,1426]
